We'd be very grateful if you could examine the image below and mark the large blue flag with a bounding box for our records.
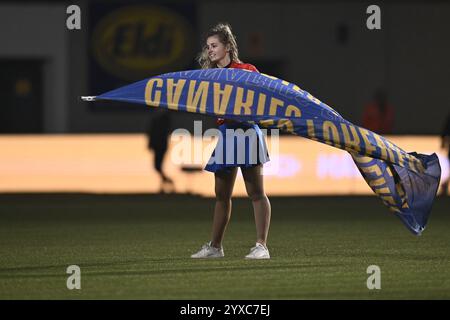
[83,68,441,235]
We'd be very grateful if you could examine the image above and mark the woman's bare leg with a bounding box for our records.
[210,167,238,248]
[241,165,271,247]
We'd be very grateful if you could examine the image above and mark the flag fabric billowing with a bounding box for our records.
[90,68,441,235]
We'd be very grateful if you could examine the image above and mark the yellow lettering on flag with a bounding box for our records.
[213,83,233,115]
[369,177,386,187]
[285,105,301,118]
[292,85,305,95]
[234,88,254,115]
[278,119,294,133]
[257,94,266,116]
[341,124,361,153]
[358,128,376,155]
[269,98,284,116]
[307,120,316,140]
[259,119,275,128]
[261,73,278,80]
[144,78,163,107]
[383,140,405,167]
[353,155,373,164]
[372,133,388,161]
[187,80,209,114]
[323,121,341,147]
[306,93,321,105]
[360,164,382,176]
[166,79,186,110]
[381,195,397,206]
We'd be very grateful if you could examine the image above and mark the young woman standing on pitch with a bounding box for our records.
[191,23,271,259]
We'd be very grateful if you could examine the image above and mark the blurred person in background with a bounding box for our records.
[440,113,450,195]
[146,108,174,193]
[362,88,394,134]
[190,23,271,260]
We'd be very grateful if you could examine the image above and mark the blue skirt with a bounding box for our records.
[204,122,270,173]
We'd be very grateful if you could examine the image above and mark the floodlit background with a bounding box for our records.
[0,134,447,195]
[0,1,449,194]
[0,1,449,300]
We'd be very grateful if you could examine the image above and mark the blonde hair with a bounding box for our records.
[197,23,241,69]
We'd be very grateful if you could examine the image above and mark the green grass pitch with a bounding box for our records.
[0,194,449,299]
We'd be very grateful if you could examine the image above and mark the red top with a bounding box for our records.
[217,61,259,125]
[229,61,259,72]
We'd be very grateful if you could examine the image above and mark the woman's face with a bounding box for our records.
[206,35,229,64]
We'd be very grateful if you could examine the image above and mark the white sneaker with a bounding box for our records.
[191,241,224,258]
[245,243,270,259]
